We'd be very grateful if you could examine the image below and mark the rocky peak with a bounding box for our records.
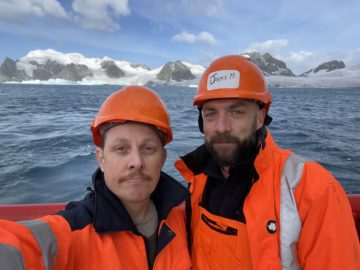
[300,60,346,76]
[101,60,124,78]
[130,63,150,70]
[1,57,17,73]
[244,52,295,76]
[313,60,345,73]
[157,61,195,82]
[54,63,93,81]
[32,60,64,80]
[0,57,29,81]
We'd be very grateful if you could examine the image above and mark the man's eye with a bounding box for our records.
[142,145,156,154]
[203,111,217,119]
[231,110,243,117]
[115,146,126,152]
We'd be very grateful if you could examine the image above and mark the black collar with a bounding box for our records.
[181,144,210,175]
[204,158,227,181]
[59,168,188,234]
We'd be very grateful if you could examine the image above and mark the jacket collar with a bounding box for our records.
[253,130,278,175]
[92,168,189,234]
[180,144,210,175]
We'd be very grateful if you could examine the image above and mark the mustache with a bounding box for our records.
[209,133,240,144]
[118,172,152,183]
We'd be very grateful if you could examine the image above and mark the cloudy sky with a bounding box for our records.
[0,0,359,74]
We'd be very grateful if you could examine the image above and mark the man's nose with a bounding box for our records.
[215,113,231,134]
[127,150,144,170]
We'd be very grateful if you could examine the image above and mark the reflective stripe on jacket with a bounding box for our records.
[175,130,360,270]
[0,169,191,270]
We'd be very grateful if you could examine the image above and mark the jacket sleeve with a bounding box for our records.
[296,166,360,269]
[0,215,73,270]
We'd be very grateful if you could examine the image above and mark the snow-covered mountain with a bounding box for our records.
[266,64,360,88]
[1,49,360,88]
[266,59,360,88]
[243,52,295,76]
[0,49,204,86]
[300,60,346,77]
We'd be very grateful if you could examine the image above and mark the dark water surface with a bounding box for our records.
[0,84,359,203]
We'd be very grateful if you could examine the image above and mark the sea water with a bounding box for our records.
[0,84,359,203]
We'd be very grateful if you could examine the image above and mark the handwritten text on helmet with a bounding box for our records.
[207,70,240,90]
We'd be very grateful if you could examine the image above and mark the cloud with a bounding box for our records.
[181,0,224,17]
[172,31,217,45]
[330,49,360,67]
[143,0,223,17]
[282,49,360,74]
[72,0,130,31]
[243,39,320,74]
[198,32,217,44]
[287,50,314,63]
[245,39,289,54]
[0,0,69,22]
[244,39,313,73]
[280,51,318,74]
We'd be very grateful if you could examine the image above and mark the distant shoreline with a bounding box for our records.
[1,81,360,89]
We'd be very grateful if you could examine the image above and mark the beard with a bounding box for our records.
[205,121,258,168]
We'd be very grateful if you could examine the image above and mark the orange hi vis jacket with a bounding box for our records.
[0,169,191,270]
[175,131,360,270]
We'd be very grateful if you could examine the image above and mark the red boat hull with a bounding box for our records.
[348,194,360,240]
[1,195,359,240]
[0,203,66,221]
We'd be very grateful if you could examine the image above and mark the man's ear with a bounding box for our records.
[96,147,105,172]
[257,108,266,129]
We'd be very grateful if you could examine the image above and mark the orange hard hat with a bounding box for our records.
[91,86,172,146]
[194,55,272,112]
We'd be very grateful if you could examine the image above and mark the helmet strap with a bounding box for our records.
[257,126,267,150]
[264,114,272,126]
[198,107,204,133]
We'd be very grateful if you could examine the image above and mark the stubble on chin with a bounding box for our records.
[205,134,240,167]
[205,131,257,167]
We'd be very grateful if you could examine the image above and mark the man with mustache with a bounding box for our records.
[175,55,359,269]
[0,86,191,269]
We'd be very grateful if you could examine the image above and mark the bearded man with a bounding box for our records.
[175,55,360,270]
